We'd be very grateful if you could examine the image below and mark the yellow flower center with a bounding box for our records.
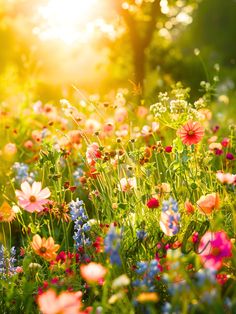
[29,195,37,203]
[187,130,194,136]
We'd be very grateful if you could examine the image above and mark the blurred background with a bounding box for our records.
[0,0,235,104]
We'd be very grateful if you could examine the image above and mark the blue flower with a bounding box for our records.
[69,199,91,249]
[161,302,172,314]
[160,197,180,236]
[136,261,148,274]
[136,230,147,241]
[104,226,122,266]
[0,246,17,278]
[73,167,84,186]
[162,197,178,212]
[69,198,85,221]
[12,162,36,184]
[195,269,216,285]
[134,259,160,291]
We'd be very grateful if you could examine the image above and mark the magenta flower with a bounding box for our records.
[226,153,234,160]
[16,181,51,213]
[199,231,232,270]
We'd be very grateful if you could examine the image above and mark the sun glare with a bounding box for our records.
[36,0,98,44]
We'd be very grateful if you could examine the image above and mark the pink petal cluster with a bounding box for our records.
[37,289,90,314]
[199,231,232,270]
[216,172,236,184]
[16,181,51,213]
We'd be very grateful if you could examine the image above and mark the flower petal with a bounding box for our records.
[32,234,42,250]
[20,181,31,196]
[37,187,51,200]
[32,182,42,196]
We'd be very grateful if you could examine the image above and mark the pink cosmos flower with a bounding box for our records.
[80,262,107,284]
[208,136,218,144]
[85,119,101,134]
[15,181,51,213]
[103,121,114,134]
[216,172,236,184]
[115,107,127,123]
[177,121,204,145]
[137,106,148,118]
[37,289,89,314]
[209,142,222,151]
[199,231,232,270]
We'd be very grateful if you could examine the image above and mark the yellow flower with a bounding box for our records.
[136,292,159,303]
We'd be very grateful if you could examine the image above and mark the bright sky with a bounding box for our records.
[35,0,102,44]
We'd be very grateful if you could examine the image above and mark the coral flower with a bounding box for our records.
[177,121,204,145]
[15,181,51,213]
[184,200,195,215]
[199,231,232,270]
[196,193,220,215]
[37,289,89,314]
[31,234,60,261]
[80,262,107,284]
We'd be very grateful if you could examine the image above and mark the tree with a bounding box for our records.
[113,0,161,92]
[104,0,201,94]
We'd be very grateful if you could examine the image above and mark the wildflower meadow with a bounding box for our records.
[0,0,236,313]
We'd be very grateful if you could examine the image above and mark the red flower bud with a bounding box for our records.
[147,197,159,208]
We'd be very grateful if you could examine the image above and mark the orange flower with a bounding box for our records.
[31,234,60,261]
[177,121,204,145]
[0,201,15,222]
[196,193,220,215]
[80,262,107,284]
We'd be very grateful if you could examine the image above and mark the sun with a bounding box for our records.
[36,0,98,44]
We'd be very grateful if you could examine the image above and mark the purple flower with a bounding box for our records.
[226,153,234,160]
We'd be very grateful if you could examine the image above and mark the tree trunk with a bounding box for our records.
[133,44,145,93]
[114,0,161,94]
